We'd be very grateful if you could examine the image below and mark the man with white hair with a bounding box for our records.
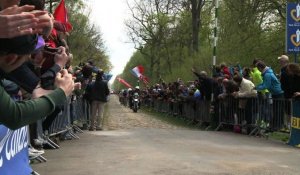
[278,55,292,131]
[278,55,291,98]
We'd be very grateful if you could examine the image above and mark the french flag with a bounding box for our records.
[130,65,144,79]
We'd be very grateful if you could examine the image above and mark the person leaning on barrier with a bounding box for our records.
[255,61,283,98]
[232,74,257,125]
[218,78,239,100]
[255,61,284,130]
[0,2,74,129]
[0,54,74,130]
[232,74,257,98]
[250,59,269,97]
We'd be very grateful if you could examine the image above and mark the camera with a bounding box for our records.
[41,46,60,71]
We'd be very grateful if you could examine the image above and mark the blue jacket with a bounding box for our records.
[256,67,283,95]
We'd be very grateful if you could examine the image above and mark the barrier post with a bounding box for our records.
[288,100,300,147]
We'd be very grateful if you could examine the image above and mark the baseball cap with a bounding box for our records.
[277,55,289,61]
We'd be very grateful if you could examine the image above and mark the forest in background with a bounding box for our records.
[112,0,293,90]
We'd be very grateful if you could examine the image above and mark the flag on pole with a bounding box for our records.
[117,77,132,88]
[53,0,73,32]
[130,65,144,79]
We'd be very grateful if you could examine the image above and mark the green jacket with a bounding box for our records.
[250,67,268,94]
[0,86,66,130]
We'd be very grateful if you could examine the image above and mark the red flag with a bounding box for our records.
[53,0,72,32]
[117,77,132,88]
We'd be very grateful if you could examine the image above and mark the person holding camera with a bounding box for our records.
[0,49,74,130]
[0,1,74,130]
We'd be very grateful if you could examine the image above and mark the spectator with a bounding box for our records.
[250,59,269,125]
[220,63,231,78]
[232,74,257,125]
[278,55,292,131]
[256,61,284,130]
[218,78,238,100]
[232,74,257,98]
[278,55,292,98]
[88,71,110,131]
[191,69,213,101]
[256,61,283,97]
[242,67,251,80]
[0,64,74,130]
[286,63,300,97]
[250,59,268,96]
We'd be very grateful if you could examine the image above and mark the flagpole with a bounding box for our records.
[49,0,53,13]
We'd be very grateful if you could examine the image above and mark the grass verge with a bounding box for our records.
[141,106,201,130]
[269,132,290,143]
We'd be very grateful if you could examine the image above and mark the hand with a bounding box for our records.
[0,5,42,38]
[0,54,27,73]
[54,47,68,69]
[218,94,226,100]
[293,92,300,98]
[32,86,53,99]
[74,82,81,90]
[55,69,74,96]
[26,10,53,36]
[231,92,239,98]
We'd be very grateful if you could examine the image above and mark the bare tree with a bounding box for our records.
[125,0,182,78]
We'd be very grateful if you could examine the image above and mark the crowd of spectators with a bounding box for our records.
[119,56,300,135]
[0,0,110,173]
[1,0,300,173]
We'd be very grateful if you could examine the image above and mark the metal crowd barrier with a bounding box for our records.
[72,96,90,130]
[48,97,71,137]
[149,98,211,125]
[183,100,195,121]
[37,96,82,149]
[216,96,287,135]
[194,100,211,126]
[141,96,289,135]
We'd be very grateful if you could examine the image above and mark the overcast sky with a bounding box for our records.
[86,0,135,82]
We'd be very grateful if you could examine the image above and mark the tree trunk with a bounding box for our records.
[190,0,204,52]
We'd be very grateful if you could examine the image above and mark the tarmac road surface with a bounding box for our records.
[32,95,300,175]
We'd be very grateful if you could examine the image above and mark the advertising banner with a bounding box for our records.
[287,3,300,53]
[0,126,31,175]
